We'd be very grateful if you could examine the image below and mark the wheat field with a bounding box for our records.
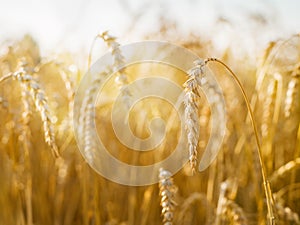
[0,30,299,225]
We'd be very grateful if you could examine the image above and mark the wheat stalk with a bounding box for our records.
[19,88,34,225]
[204,58,277,225]
[159,168,177,225]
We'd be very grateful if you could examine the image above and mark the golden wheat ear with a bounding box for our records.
[284,63,300,118]
[183,60,204,173]
[177,192,215,224]
[78,72,106,163]
[215,181,248,225]
[0,61,59,157]
[88,31,131,108]
[159,168,178,225]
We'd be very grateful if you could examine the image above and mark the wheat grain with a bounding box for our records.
[159,168,177,225]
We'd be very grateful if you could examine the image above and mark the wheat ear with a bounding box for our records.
[215,181,248,225]
[183,60,204,173]
[15,66,59,157]
[261,79,277,138]
[88,31,128,84]
[284,63,300,118]
[276,202,300,224]
[79,72,107,162]
[177,192,215,225]
[89,31,131,106]
[222,200,248,225]
[270,158,300,182]
[159,168,177,225]
[0,62,59,157]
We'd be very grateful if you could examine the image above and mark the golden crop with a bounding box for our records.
[0,32,299,225]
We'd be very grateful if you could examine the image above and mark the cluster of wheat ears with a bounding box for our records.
[0,31,299,225]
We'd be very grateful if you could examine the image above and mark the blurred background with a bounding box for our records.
[0,0,299,55]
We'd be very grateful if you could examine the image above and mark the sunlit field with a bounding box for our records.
[0,1,300,224]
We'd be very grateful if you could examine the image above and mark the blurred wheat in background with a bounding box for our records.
[0,0,300,225]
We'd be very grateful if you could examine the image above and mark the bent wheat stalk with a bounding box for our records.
[204,58,276,225]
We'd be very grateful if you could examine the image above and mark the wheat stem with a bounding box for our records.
[0,73,13,84]
[205,58,276,225]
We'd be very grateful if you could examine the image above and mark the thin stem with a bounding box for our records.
[87,35,99,69]
[205,58,276,225]
[0,73,13,84]
[87,31,113,69]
